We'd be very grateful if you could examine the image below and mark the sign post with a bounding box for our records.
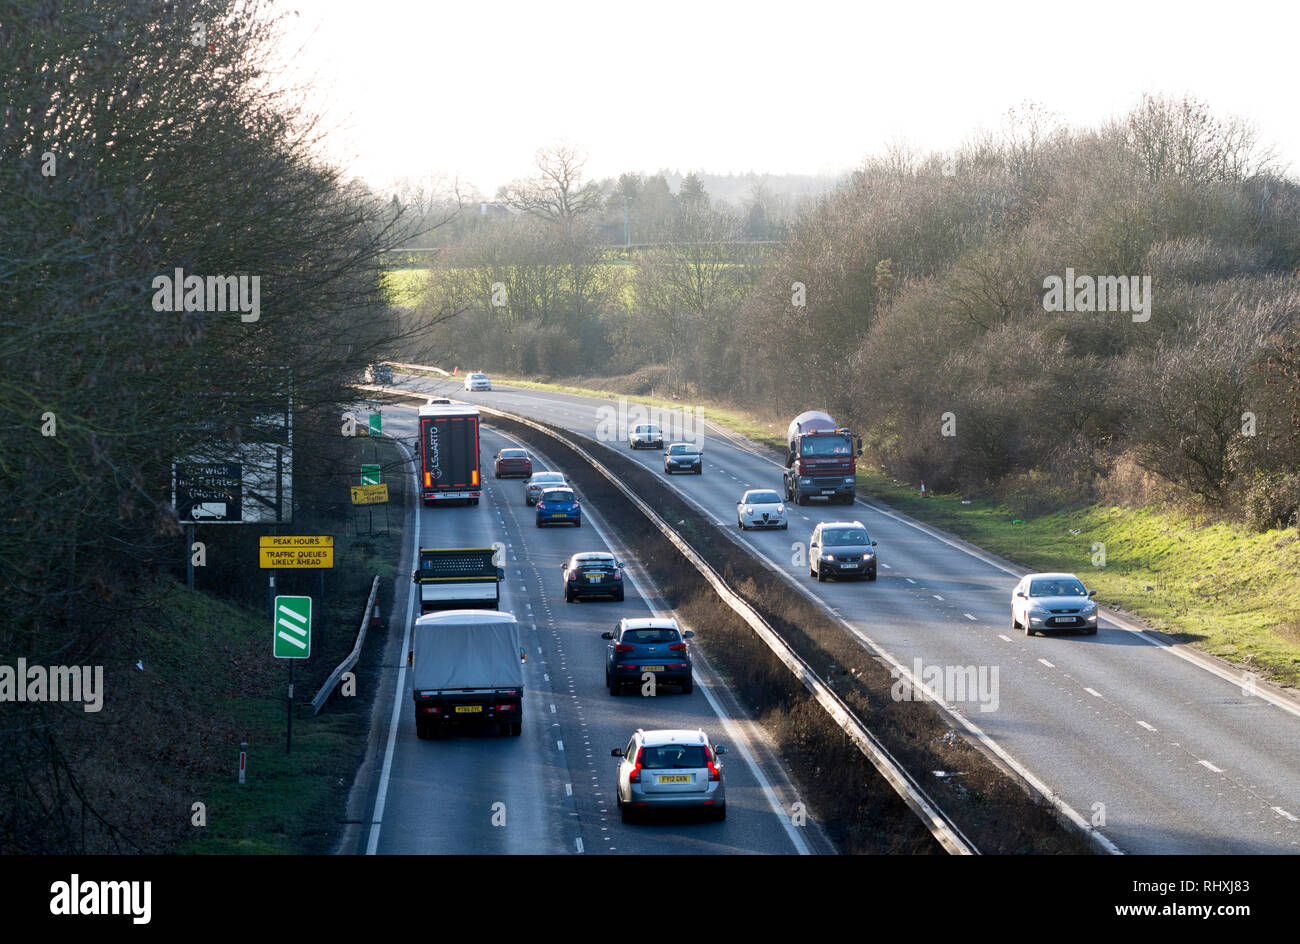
[274,594,311,753]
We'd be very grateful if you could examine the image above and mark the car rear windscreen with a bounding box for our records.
[623,628,680,644]
[640,745,707,769]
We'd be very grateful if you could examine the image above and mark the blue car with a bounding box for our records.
[536,487,581,527]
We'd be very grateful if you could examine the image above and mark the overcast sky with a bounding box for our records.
[273,0,1299,196]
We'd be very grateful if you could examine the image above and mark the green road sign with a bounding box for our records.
[361,464,381,485]
[273,595,311,658]
[369,413,382,437]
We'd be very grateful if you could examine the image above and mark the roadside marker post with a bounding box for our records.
[274,595,312,753]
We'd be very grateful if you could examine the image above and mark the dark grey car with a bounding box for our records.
[810,520,878,581]
[663,442,702,474]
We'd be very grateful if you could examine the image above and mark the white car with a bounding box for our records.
[736,489,787,530]
[464,372,491,392]
[629,424,664,449]
[1011,573,1098,636]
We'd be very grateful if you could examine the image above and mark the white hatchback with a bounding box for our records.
[464,372,491,391]
[736,488,788,530]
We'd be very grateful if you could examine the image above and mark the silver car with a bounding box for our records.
[463,371,491,391]
[629,424,664,449]
[1011,572,1098,636]
[524,471,567,506]
[737,488,788,530]
[611,728,727,823]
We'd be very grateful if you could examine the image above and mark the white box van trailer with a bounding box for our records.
[410,610,524,738]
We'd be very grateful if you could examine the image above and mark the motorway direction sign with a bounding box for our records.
[361,464,381,485]
[259,535,334,569]
[273,595,311,658]
[369,413,382,437]
[350,483,389,505]
[173,462,242,522]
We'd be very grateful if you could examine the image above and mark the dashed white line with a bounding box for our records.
[997,634,1012,642]
[1038,658,1055,668]
[1272,806,1298,822]
[1137,721,1157,732]
[1084,687,1103,698]
[963,613,977,621]
[557,740,564,751]
[905,578,916,584]
[932,594,944,601]
[1198,759,1224,773]
[565,783,572,796]
[574,837,584,854]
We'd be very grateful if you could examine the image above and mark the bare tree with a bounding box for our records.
[496,145,605,225]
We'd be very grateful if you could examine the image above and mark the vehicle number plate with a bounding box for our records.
[842,562,858,568]
[552,513,568,518]
[642,665,665,672]
[658,775,690,783]
[588,574,602,582]
[454,705,482,713]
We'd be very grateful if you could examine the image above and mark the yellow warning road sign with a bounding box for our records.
[351,484,389,505]
[259,536,334,568]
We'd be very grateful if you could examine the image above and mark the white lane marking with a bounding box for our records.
[1038,658,1055,668]
[881,562,891,569]
[964,613,977,621]
[905,578,916,584]
[1199,759,1223,773]
[1272,806,1298,822]
[1084,687,1103,699]
[573,491,813,856]
[557,740,564,751]
[997,634,1012,642]
[550,704,557,713]
[367,441,422,856]
[565,783,572,796]
[574,837,584,854]
[932,594,944,601]
[1137,721,1157,732]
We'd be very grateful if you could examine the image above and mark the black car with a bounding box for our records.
[603,618,694,695]
[809,520,878,581]
[663,442,702,474]
[563,552,624,602]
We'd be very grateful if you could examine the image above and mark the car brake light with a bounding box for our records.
[704,746,720,781]
[668,642,686,651]
[615,643,634,652]
[492,703,516,712]
[612,568,621,579]
[629,747,643,783]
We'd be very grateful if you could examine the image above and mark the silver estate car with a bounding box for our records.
[611,728,727,823]
[737,488,788,530]
[524,471,567,505]
[1011,572,1098,636]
